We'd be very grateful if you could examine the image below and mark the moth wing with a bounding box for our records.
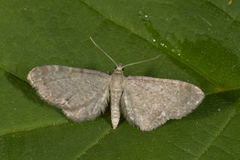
[28,65,111,121]
[121,76,204,131]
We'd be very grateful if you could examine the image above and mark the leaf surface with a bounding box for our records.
[0,0,239,159]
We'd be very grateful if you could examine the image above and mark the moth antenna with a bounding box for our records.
[90,37,118,67]
[122,55,160,68]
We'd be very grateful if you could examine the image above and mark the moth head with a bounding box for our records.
[114,64,124,73]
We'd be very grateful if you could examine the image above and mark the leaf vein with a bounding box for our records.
[75,127,112,160]
[0,121,68,137]
[173,143,198,157]
[194,107,236,160]
[80,0,221,90]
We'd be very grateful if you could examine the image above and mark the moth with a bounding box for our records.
[27,37,204,131]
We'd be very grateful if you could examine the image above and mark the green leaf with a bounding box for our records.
[0,0,239,159]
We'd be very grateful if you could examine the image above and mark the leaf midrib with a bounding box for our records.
[0,0,235,91]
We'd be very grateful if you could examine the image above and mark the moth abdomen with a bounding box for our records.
[110,89,122,129]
